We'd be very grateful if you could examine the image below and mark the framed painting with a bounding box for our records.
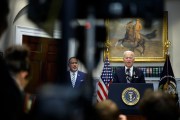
[104,11,168,62]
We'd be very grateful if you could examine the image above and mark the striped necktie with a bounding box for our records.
[72,73,75,87]
[126,69,132,83]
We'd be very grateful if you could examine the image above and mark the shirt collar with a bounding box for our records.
[70,71,78,75]
[125,66,134,76]
[125,66,133,71]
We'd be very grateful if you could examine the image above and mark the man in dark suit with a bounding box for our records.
[67,57,87,88]
[113,50,145,83]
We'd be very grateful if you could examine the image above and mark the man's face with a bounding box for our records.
[69,58,78,72]
[123,53,134,68]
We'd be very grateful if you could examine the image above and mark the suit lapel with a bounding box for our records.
[75,71,80,87]
[132,67,138,83]
[133,67,137,76]
[122,67,127,83]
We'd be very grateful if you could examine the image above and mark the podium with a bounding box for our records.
[108,83,154,115]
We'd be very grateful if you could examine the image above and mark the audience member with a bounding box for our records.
[113,50,145,83]
[67,57,87,88]
[5,45,31,91]
[29,84,97,120]
[95,99,127,120]
[1,44,31,120]
[139,90,180,120]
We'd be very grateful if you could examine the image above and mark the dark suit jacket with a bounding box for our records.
[0,56,26,120]
[113,66,145,83]
[67,71,87,88]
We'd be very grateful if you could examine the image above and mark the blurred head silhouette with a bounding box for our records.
[139,90,180,120]
[31,84,97,120]
[0,0,9,36]
[95,99,127,120]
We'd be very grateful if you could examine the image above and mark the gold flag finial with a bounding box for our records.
[165,40,171,55]
[105,40,112,58]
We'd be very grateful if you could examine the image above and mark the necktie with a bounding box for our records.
[72,73,75,87]
[126,69,132,83]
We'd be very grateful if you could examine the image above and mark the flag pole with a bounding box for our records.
[164,40,171,76]
[104,20,111,59]
[105,39,111,59]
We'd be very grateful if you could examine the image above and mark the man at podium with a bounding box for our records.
[113,50,145,83]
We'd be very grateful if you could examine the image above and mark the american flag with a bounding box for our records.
[97,57,113,102]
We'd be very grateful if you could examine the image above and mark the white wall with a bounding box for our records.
[165,0,180,78]
[165,0,180,99]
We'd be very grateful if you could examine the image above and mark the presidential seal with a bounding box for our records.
[122,87,140,106]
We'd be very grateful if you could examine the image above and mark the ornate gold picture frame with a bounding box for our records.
[104,11,168,62]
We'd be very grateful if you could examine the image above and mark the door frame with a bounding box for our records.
[15,26,61,44]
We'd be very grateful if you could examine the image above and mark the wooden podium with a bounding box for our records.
[108,83,153,120]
